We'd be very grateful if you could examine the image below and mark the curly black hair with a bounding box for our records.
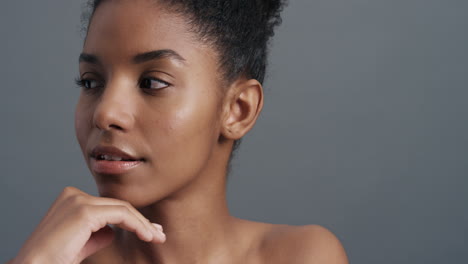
[81,0,287,175]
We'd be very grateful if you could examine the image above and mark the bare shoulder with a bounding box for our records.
[257,224,349,264]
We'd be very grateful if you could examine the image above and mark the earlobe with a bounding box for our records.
[221,79,264,140]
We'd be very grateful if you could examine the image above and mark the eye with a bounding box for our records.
[74,77,103,91]
[139,77,170,90]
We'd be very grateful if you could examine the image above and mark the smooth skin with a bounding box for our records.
[10,0,348,263]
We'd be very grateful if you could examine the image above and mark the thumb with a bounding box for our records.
[77,225,115,261]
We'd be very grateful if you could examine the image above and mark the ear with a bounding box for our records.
[220,78,264,141]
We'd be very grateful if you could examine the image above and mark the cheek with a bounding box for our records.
[144,90,220,177]
[74,98,93,152]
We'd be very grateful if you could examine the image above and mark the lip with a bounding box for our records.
[90,145,144,175]
[90,159,143,175]
[91,145,142,161]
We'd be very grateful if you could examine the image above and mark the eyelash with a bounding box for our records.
[139,77,171,91]
[74,77,102,93]
[74,76,171,94]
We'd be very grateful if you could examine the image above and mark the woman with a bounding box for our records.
[10,0,348,263]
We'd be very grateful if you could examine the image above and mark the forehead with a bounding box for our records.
[83,0,215,66]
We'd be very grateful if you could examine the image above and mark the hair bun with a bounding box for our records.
[256,0,288,38]
[258,0,287,16]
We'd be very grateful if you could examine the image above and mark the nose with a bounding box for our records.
[93,82,136,132]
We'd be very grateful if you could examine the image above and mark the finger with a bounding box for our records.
[85,205,165,243]
[153,223,163,232]
[84,197,164,240]
[60,190,165,242]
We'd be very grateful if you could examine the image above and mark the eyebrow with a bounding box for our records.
[78,49,186,65]
[79,53,100,64]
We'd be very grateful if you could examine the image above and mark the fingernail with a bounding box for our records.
[151,223,166,241]
[159,231,166,242]
[152,223,163,231]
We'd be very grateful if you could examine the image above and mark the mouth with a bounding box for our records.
[90,145,145,162]
[89,145,145,174]
[92,154,144,162]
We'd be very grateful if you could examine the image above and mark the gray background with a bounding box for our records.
[1,0,467,263]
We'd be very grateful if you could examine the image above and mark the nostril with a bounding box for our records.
[94,123,123,131]
[109,124,123,130]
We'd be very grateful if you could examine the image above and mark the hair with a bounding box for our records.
[81,0,287,176]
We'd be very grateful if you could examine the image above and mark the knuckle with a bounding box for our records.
[76,204,92,219]
[116,205,131,218]
[62,193,87,208]
[61,186,77,197]
[69,193,86,204]
[121,200,132,208]
[118,205,130,214]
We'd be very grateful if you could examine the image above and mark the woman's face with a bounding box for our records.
[75,0,224,207]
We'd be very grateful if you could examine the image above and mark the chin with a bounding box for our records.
[96,182,162,208]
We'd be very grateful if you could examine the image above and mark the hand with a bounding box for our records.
[11,186,165,264]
